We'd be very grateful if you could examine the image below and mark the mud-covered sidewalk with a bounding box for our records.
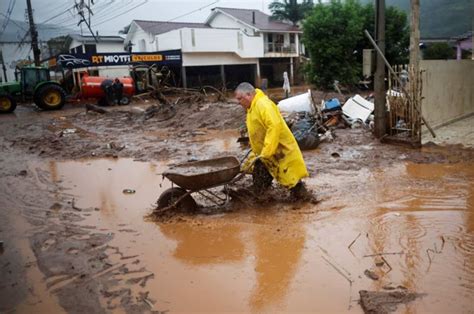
[1,97,473,313]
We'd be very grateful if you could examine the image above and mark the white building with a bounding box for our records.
[125,7,304,88]
[67,34,128,78]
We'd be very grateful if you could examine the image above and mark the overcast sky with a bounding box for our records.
[1,0,279,36]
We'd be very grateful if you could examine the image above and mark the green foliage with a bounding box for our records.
[359,4,409,66]
[269,0,314,26]
[302,0,366,88]
[303,0,410,88]
[423,43,455,60]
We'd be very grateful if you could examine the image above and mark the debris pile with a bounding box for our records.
[276,90,375,150]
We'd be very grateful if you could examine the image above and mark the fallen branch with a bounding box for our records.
[143,297,154,309]
[348,232,361,250]
[381,256,392,273]
[321,255,353,285]
[363,251,404,257]
[85,103,108,114]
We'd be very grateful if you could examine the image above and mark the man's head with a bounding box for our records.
[235,82,256,110]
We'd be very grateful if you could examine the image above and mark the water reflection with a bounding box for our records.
[249,215,305,311]
[159,223,244,265]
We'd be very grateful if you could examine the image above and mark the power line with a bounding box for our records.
[48,0,132,29]
[167,0,219,22]
[38,5,76,24]
[92,0,148,27]
[0,0,17,38]
[0,12,27,33]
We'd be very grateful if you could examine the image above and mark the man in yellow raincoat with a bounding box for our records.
[235,82,310,199]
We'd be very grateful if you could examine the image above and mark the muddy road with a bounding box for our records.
[1,98,473,313]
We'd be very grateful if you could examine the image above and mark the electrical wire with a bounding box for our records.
[92,0,148,27]
[0,0,17,38]
[38,4,76,24]
[167,0,219,22]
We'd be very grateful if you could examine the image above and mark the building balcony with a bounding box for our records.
[264,43,297,55]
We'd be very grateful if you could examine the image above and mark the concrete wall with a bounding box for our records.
[68,39,124,53]
[183,52,257,66]
[156,27,263,61]
[96,42,125,53]
[156,30,181,51]
[421,60,474,128]
[209,12,256,36]
[179,28,263,58]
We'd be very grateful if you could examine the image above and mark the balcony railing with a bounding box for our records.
[264,43,297,54]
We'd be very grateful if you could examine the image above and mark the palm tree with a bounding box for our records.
[118,24,131,35]
[269,0,314,26]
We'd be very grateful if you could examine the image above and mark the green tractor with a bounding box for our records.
[0,66,67,113]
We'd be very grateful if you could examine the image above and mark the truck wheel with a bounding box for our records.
[0,95,17,113]
[156,187,197,212]
[35,84,66,110]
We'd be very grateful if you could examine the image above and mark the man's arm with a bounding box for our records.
[259,103,282,159]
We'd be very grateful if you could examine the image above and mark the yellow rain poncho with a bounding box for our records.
[245,89,308,188]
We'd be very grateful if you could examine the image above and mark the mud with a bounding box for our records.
[1,96,474,313]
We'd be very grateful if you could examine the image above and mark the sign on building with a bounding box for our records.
[54,50,182,69]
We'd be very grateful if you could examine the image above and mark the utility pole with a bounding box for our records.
[409,0,420,72]
[0,50,7,82]
[26,0,41,66]
[374,0,386,138]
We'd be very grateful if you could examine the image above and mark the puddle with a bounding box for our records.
[40,158,474,312]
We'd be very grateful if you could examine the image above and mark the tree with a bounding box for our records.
[302,0,365,88]
[422,42,455,59]
[269,0,314,26]
[46,36,72,58]
[119,24,131,35]
[302,0,410,88]
[360,3,409,66]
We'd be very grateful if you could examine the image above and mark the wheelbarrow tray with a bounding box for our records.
[163,156,240,191]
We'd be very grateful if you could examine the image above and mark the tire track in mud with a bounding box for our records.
[0,148,157,313]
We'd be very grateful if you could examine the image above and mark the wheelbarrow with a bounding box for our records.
[156,155,253,212]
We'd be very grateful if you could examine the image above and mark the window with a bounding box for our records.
[70,45,82,54]
[238,31,243,50]
[139,39,146,51]
[84,44,97,54]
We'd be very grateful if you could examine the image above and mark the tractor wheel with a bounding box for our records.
[0,95,17,113]
[156,187,197,212]
[35,84,66,110]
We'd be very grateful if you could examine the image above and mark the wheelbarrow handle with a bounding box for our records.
[230,154,260,184]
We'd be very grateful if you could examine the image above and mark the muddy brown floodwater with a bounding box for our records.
[1,100,474,313]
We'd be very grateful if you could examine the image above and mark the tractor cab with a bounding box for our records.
[16,67,51,98]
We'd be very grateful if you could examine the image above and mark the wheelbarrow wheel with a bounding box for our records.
[157,187,197,212]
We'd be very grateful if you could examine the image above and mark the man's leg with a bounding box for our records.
[290,181,313,201]
[252,159,273,193]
